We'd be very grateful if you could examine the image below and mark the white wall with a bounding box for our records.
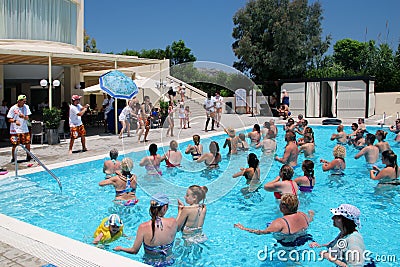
[375,92,400,115]
[337,81,366,118]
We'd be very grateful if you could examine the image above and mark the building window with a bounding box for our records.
[0,0,78,45]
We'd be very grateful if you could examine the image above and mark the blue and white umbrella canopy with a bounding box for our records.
[99,70,138,99]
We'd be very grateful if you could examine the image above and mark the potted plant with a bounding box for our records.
[43,108,62,145]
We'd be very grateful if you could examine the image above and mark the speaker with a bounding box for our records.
[80,82,85,89]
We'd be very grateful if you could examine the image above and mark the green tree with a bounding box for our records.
[232,0,330,84]
[166,40,197,65]
[332,39,372,73]
[83,30,100,53]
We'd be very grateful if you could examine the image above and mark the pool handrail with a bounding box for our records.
[14,144,62,192]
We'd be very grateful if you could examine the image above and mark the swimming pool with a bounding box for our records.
[0,125,399,266]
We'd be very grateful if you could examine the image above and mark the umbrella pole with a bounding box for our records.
[115,99,118,135]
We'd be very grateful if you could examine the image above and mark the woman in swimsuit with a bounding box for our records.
[247,124,261,145]
[370,150,400,184]
[235,194,314,247]
[294,160,315,193]
[139,143,162,176]
[114,193,177,266]
[161,140,182,168]
[309,204,375,267]
[375,130,391,154]
[99,158,137,201]
[232,153,261,193]
[196,141,221,168]
[264,164,298,199]
[320,145,346,175]
[166,105,175,137]
[185,134,203,160]
[176,185,208,245]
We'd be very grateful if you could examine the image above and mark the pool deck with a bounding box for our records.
[0,113,389,267]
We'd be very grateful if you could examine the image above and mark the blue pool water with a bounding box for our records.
[0,125,399,266]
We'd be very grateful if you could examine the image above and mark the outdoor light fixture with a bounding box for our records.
[40,79,60,88]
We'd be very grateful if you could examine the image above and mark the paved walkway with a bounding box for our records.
[0,113,390,266]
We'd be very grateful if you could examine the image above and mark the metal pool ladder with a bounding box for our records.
[14,144,62,192]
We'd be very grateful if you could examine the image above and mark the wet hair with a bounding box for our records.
[285,131,296,142]
[264,121,271,129]
[304,133,313,143]
[333,145,346,159]
[376,130,387,140]
[188,185,208,204]
[210,141,220,154]
[302,160,314,178]
[247,153,259,169]
[365,133,376,145]
[239,133,246,141]
[253,124,261,133]
[193,135,200,145]
[382,150,398,177]
[149,200,167,241]
[109,148,118,160]
[337,215,357,237]
[351,123,358,129]
[280,193,299,213]
[121,158,133,172]
[337,125,344,132]
[149,143,158,156]
[280,165,294,181]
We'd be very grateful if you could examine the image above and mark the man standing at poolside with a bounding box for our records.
[7,95,32,162]
[204,92,216,132]
[69,95,89,154]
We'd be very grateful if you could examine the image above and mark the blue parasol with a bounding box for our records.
[99,70,138,99]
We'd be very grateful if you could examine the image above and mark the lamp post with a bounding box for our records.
[40,79,60,109]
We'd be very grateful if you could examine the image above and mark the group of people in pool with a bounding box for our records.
[233,117,395,266]
[96,116,400,266]
[93,188,208,267]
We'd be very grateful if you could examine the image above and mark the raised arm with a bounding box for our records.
[234,218,283,235]
[232,167,246,178]
[263,176,281,192]
[354,147,367,159]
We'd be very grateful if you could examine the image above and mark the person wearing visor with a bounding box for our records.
[69,95,89,154]
[7,95,32,162]
[93,214,124,245]
[309,204,375,267]
[114,193,177,266]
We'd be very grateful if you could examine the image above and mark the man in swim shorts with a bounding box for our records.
[7,95,32,162]
[69,95,89,154]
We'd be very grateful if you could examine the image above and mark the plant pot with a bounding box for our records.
[47,129,60,145]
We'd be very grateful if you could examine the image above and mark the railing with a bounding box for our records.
[14,144,62,192]
[166,75,207,101]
